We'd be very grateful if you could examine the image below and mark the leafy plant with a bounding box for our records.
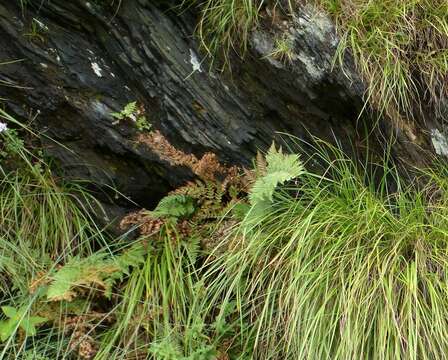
[111,101,151,131]
[249,143,304,205]
[46,243,146,301]
[0,127,25,159]
[111,101,137,121]
[151,194,196,219]
[0,306,47,341]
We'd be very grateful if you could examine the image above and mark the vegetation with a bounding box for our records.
[201,147,448,359]
[321,0,448,118]
[111,101,152,132]
[182,0,264,66]
[3,103,448,358]
[2,1,448,358]
[187,0,447,118]
[268,35,295,63]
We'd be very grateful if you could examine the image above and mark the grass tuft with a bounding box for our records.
[320,0,448,118]
[183,0,265,67]
[200,143,448,359]
[186,0,447,118]
[4,107,448,358]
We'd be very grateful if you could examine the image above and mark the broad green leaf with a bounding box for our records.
[20,316,47,336]
[1,306,17,319]
[0,306,47,341]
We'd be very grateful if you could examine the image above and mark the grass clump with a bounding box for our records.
[321,0,448,118]
[186,0,447,118]
[0,110,107,259]
[5,102,448,358]
[200,143,448,359]
[184,0,265,66]
[0,110,112,358]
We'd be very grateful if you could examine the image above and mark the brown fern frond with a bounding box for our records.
[256,150,267,177]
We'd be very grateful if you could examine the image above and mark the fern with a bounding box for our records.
[123,101,137,117]
[151,194,196,219]
[249,143,304,205]
[111,101,137,120]
[46,243,146,301]
[149,336,183,360]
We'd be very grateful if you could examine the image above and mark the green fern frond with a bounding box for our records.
[123,101,137,117]
[46,243,146,301]
[249,143,304,205]
[152,194,196,219]
[111,101,138,121]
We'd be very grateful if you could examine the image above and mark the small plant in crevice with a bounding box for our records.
[23,18,48,43]
[268,35,295,63]
[111,101,151,132]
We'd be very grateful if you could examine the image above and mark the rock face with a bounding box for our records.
[0,0,444,210]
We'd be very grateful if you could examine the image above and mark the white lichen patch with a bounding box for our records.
[251,31,284,69]
[0,122,8,133]
[431,129,448,157]
[295,5,334,43]
[297,52,324,81]
[91,62,103,77]
[189,49,203,73]
[90,100,110,117]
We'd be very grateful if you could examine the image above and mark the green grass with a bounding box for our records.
[199,144,448,359]
[183,0,265,67]
[0,111,112,359]
[186,0,447,118]
[4,104,448,359]
[0,110,108,259]
[320,0,448,118]
[94,225,209,359]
